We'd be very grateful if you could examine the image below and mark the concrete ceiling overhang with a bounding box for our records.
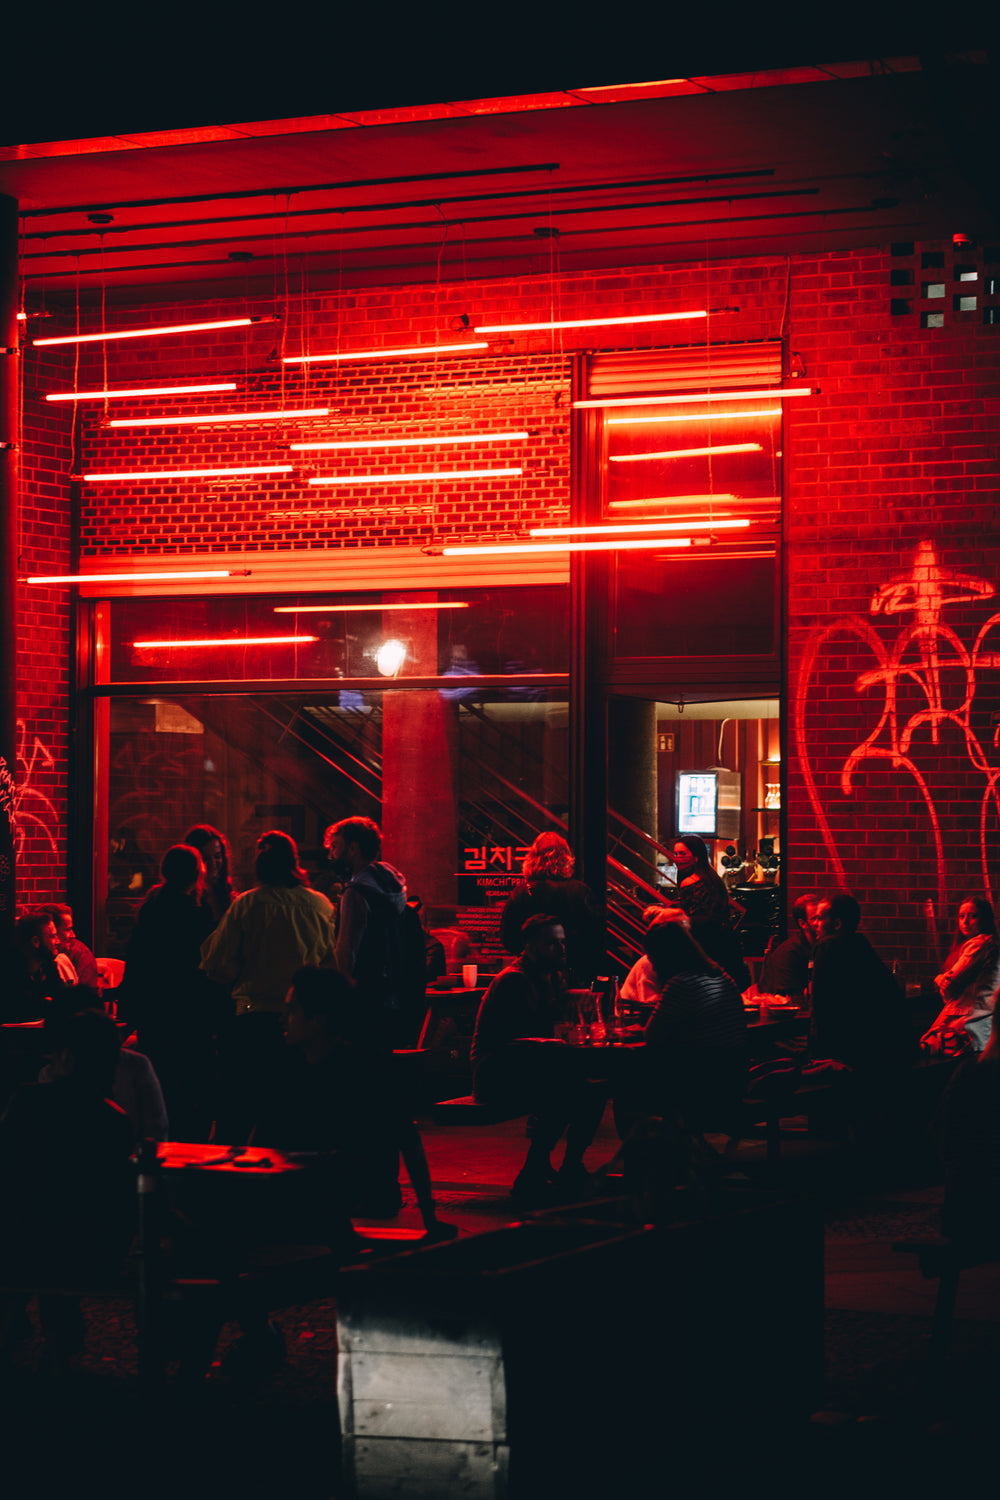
[4,56,995,306]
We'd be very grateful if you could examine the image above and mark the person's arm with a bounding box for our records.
[335,886,367,979]
[937,936,993,1001]
[199,905,242,985]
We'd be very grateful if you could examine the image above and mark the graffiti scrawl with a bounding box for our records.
[12,719,59,856]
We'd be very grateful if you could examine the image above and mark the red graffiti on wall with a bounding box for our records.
[794,542,1000,921]
[13,719,59,856]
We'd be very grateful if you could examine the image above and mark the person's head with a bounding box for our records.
[644,921,716,983]
[519,914,567,973]
[957,897,996,940]
[791,893,821,943]
[642,904,691,933]
[283,966,357,1054]
[522,832,575,881]
[813,892,861,941]
[672,835,710,876]
[159,843,205,894]
[183,824,232,890]
[39,903,75,951]
[43,1008,121,1095]
[15,911,60,965]
[324,817,382,876]
[255,830,308,887]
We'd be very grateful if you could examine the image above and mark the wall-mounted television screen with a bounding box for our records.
[677,771,718,836]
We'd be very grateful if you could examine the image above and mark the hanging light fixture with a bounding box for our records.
[81,464,294,482]
[529,520,751,537]
[607,407,782,426]
[291,430,528,452]
[308,466,522,486]
[609,443,762,463]
[441,536,694,557]
[133,635,318,649]
[474,310,707,333]
[273,601,469,613]
[283,342,487,364]
[109,408,330,428]
[605,493,737,509]
[376,639,408,676]
[33,315,279,348]
[573,387,815,410]
[46,383,238,403]
[25,569,235,585]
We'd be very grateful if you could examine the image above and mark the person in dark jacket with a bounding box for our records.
[500,832,604,986]
[758,892,820,998]
[808,893,915,1073]
[183,823,237,922]
[668,835,748,990]
[4,912,74,1022]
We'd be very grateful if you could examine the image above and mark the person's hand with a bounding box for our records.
[54,952,79,985]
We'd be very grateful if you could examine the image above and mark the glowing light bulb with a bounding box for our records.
[376,639,408,677]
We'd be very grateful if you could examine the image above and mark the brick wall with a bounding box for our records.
[20,245,1000,968]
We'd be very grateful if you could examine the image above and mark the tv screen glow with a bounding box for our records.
[678,771,717,836]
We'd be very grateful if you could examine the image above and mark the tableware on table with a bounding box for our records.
[462,963,478,988]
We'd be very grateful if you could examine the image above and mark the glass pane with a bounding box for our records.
[101,687,568,959]
[614,552,776,657]
[104,585,569,683]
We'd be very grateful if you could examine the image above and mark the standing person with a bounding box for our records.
[201,831,336,1139]
[40,903,103,991]
[668,835,748,989]
[500,831,604,986]
[758,892,821,999]
[922,897,1000,1057]
[472,914,607,1205]
[183,824,237,923]
[122,844,218,1138]
[324,817,418,1046]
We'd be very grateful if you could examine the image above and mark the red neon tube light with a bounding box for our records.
[283,342,487,364]
[110,407,330,428]
[46,383,237,403]
[442,537,694,557]
[291,430,528,452]
[134,635,318,649]
[309,467,522,486]
[33,315,278,348]
[610,443,762,463]
[607,407,782,426]
[26,569,233,584]
[474,311,707,333]
[606,493,736,509]
[273,602,469,614]
[574,387,815,410]
[82,464,294,482]
[530,520,751,537]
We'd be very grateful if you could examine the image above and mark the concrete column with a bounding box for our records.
[379,594,458,911]
[0,195,18,931]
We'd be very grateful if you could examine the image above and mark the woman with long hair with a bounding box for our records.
[500,831,604,985]
[183,823,236,922]
[668,834,748,990]
[922,896,1000,1056]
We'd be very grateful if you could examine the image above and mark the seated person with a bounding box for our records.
[4,911,76,1022]
[758,892,820,999]
[40,903,104,991]
[471,914,607,1205]
[255,967,454,1241]
[808,893,916,1074]
[936,1007,1000,1252]
[922,897,1000,1057]
[40,988,169,1141]
[640,922,749,1132]
[620,906,692,1010]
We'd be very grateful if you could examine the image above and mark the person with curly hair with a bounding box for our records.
[500,832,604,985]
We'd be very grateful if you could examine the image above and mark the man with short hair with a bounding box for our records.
[809,893,915,1071]
[758,892,820,998]
[40,903,103,991]
[472,914,607,1205]
[5,912,74,1022]
[324,817,421,1045]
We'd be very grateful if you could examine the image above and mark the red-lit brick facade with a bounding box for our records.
[17,243,1000,974]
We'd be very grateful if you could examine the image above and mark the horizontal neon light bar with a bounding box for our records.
[46,382,237,403]
[610,443,762,463]
[26,569,233,584]
[574,386,815,410]
[283,342,487,365]
[309,467,522,486]
[606,493,737,509]
[608,407,782,426]
[273,602,470,614]
[82,464,294,482]
[134,635,318,649]
[530,520,751,537]
[291,430,528,452]
[474,311,706,333]
[110,407,330,429]
[33,315,278,348]
[442,537,694,557]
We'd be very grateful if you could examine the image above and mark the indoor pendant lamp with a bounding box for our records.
[283,342,487,364]
[529,520,751,537]
[309,467,521,486]
[441,536,694,557]
[607,408,782,426]
[273,602,469,613]
[81,464,293,482]
[609,443,762,462]
[474,311,707,333]
[110,408,330,428]
[25,569,235,585]
[33,315,279,348]
[573,387,814,410]
[46,383,237,403]
[291,430,528,452]
[133,635,318,649]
